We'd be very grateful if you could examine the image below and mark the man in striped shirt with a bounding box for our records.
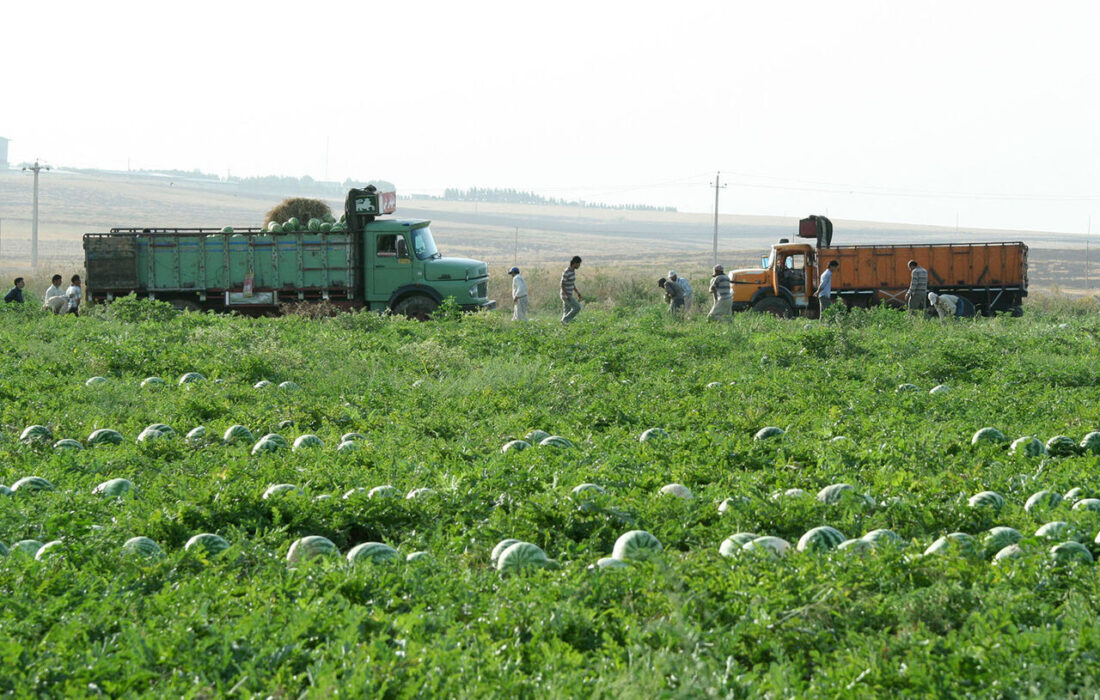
[906,260,928,315]
[560,255,584,323]
[707,264,733,320]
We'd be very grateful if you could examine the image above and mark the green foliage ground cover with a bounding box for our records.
[1,300,1099,696]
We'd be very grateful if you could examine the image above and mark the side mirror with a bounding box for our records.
[396,237,408,259]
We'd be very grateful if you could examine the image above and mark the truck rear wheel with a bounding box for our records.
[752,296,792,318]
[392,294,438,320]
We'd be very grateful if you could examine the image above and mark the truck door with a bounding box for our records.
[371,232,413,298]
[778,252,810,309]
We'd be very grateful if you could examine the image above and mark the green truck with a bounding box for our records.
[83,187,495,317]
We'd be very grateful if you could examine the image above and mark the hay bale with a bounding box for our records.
[263,198,333,228]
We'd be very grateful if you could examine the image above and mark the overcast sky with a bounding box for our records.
[5,0,1098,233]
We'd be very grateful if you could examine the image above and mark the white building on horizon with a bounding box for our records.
[0,137,9,169]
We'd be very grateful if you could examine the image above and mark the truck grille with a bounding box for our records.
[477,282,487,298]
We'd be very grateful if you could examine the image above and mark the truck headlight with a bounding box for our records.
[468,284,479,297]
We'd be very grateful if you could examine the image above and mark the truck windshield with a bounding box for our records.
[412,226,440,260]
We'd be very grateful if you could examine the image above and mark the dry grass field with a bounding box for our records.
[1,169,1096,299]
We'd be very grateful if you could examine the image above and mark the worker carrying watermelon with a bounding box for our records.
[928,292,960,320]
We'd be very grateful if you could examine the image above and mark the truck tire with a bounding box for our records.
[752,296,792,318]
[392,294,438,320]
[169,299,202,313]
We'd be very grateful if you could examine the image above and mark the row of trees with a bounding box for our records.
[440,187,676,212]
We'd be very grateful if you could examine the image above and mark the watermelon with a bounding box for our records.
[336,440,360,453]
[267,221,281,233]
[405,551,430,562]
[1,541,13,555]
[1010,436,1046,457]
[862,529,904,548]
[93,478,133,498]
[12,476,54,493]
[743,536,790,557]
[341,432,367,443]
[754,426,784,441]
[491,539,523,565]
[816,483,870,505]
[718,496,749,513]
[1080,432,1100,455]
[967,491,1005,511]
[923,532,978,558]
[346,542,399,565]
[262,484,300,499]
[406,487,434,500]
[594,557,630,570]
[122,536,163,558]
[10,539,44,557]
[971,427,1006,446]
[659,483,693,499]
[178,372,205,385]
[223,425,254,444]
[796,526,846,552]
[137,424,175,442]
[87,428,124,446]
[612,530,663,561]
[251,437,284,455]
[1072,498,1100,512]
[718,533,758,557]
[1045,435,1078,457]
[35,540,64,561]
[368,485,400,499]
[1035,521,1078,541]
[929,384,950,395]
[260,433,289,449]
[0,485,12,497]
[705,381,722,389]
[278,381,301,391]
[85,376,108,387]
[639,427,669,442]
[539,435,574,449]
[342,487,367,499]
[287,536,338,564]
[571,483,605,498]
[186,426,207,443]
[221,226,234,234]
[20,425,53,444]
[185,533,230,556]
[307,218,322,232]
[1050,541,1093,565]
[292,434,323,451]
[323,213,336,224]
[320,222,333,232]
[896,383,919,393]
[254,380,273,389]
[771,488,806,501]
[836,538,873,555]
[524,430,551,443]
[1064,487,1087,503]
[501,439,531,454]
[1024,490,1063,515]
[993,544,1026,563]
[287,217,300,230]
[53,439,83,451]
[496,542,555,573]
[982,527,1023,556]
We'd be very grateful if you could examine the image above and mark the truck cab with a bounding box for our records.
[729,241,819,316]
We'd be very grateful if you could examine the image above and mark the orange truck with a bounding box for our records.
[728,216,1028,317]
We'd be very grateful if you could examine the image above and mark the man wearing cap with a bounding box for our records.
[508,266,528,321]
[658,277,685,314]
[906,260,928,316]
[707,265,733,320]
[927,291,960,320]
[669,271,692,312]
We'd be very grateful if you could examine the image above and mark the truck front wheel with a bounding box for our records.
[752,296,792,318]
[392,294,438,320]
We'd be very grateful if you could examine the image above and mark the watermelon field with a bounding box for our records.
[2,295,1100,697]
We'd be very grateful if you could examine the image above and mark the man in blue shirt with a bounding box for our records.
[818,260,838,315]
[4,278,24,303]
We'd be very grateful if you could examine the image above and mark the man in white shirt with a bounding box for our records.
[669,271,692,312]
[508,267,528,321]
[65,274,83,316]
[44,274,67,314]
[928,291,959,320]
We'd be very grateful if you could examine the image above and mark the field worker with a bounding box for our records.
[818,260,838,315]
[658,277,685,313]
[669,271,692,312]
[906,260,928,315]
[65,274,83,316]
[707,264,733,320]
[4,277,25,303]
[508,266,528,321]
[928,291,960,320]
[560,255,584,323]
[44,274,67,314]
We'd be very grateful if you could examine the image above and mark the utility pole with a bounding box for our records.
[710,171,726,266]
[22,160,50,270]
[513,227,519,266]
[1087,216,1092,292]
